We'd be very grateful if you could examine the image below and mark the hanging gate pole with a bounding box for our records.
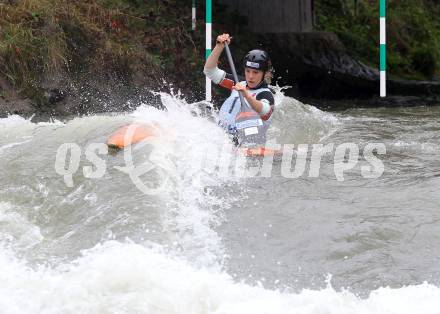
[192,0,196,31]
[205,0,212,101]
[380,0,386,97]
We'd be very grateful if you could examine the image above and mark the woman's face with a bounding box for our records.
[245,68,264,88]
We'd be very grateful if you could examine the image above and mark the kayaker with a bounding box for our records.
[204,33,275,147]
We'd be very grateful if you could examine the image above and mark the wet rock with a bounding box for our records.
[0,97,34,117]
[43,88,67,105]
[258,32,440,101]
[304,95,440,111]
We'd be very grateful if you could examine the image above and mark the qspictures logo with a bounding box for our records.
[54,125,387,195]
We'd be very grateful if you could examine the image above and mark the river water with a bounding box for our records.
[0,90,439,313]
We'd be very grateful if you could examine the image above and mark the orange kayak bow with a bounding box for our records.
[107,123,281,157]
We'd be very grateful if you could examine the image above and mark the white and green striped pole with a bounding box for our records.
[206,0,212,101]
[192,0,196,31]
[380,0,386,97]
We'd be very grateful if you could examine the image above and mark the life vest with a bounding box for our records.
[218,81,273,146]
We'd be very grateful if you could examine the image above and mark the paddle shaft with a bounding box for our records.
[224,42,246,107]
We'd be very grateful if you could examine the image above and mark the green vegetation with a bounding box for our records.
[0,0,205,106]
[314,0,440,79]
[2,0,440,108]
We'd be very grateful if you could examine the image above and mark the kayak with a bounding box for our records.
[107,124,158,149]
[107,124,281,157]
[240,147,282,157]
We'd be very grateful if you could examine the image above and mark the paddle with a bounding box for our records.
[224,42,246,107]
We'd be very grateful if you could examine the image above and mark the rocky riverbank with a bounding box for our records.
[0,0,205,118]
[259,32,440,109]
[1,0,440,118]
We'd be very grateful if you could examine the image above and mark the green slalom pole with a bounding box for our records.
[206,0,212,101]
[380,0,386,97]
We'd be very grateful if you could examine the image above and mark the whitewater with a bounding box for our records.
[1,89,440,313]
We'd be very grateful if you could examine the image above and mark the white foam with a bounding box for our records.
[269,86,340,144]
[0,241,438,314]
[129,94,238,268]
[0,114,31,126]
[0,202,43,251]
